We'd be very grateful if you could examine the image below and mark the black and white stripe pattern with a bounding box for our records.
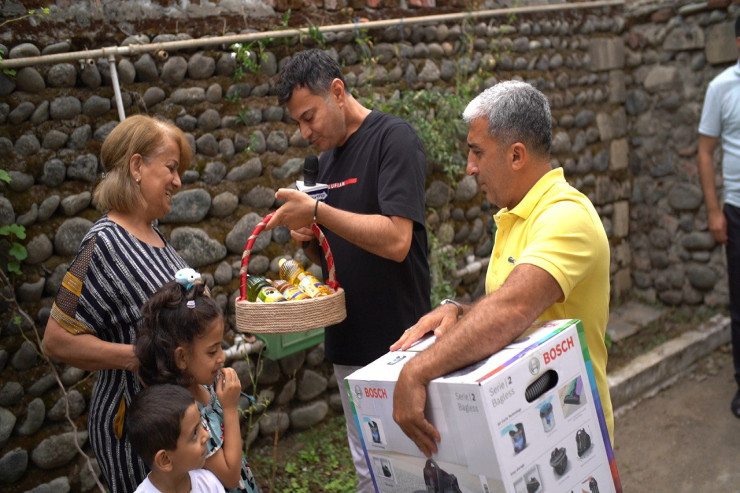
[55,216,186,493]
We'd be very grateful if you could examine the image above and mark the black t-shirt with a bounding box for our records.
[318,110,431,366]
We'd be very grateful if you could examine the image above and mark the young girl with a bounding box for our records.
[136,270,259,493]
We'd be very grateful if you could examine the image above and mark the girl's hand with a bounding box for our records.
[215,367,241,409]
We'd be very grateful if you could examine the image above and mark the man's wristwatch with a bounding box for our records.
[439,298,463,318]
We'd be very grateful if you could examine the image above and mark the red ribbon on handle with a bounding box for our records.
[238,213,341,301]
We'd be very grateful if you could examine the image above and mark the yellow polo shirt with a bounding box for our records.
[486,167,614,442]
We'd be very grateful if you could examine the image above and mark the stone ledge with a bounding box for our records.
[606,300,663,342]
[608,313,731,412]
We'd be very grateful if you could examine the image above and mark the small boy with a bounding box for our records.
[127,384,223,493]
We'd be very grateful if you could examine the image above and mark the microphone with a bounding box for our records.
[303,154,319,187]
[296,154,328,202]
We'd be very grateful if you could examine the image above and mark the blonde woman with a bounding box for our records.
[43,115,191,493]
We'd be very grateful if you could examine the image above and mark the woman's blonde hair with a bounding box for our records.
[94,115,192,214]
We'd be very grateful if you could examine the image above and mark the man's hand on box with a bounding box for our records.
[393,369,440,457]
[265,189,314,231]
[389,305,457,351]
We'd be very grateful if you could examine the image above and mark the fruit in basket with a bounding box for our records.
[271,279,310,300]
[278,258,334,298]
[247,275,288,303]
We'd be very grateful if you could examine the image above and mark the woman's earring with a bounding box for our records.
[135,177,141,184]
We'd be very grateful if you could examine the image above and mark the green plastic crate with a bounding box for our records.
[255,327,325,360]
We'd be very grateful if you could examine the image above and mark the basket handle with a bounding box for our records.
[238,212,341,301]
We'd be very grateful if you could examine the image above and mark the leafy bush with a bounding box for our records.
[374,86,471,181]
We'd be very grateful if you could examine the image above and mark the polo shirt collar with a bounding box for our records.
[494,167,564,221]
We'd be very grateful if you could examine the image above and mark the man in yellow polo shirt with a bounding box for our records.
[391,80,613,457]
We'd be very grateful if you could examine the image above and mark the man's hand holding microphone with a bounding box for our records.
[265,155,327,261]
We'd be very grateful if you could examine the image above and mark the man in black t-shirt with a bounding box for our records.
[265,49,430,492]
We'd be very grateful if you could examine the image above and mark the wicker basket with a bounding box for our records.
[235,212,346,334]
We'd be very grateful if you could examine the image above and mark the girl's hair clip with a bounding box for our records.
[187,300,196,309]
[175,268,202,291]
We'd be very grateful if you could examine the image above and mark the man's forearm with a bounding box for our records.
[403,294,526,386]
[697,136,721,211]
[401,264,563,386]
[43,319,139,372]
[317,204,412,262]
[698,155,721,211]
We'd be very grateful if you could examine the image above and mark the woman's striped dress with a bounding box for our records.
[50,216,187,493]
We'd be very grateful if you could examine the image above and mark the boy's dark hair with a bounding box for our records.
[126,384,196,468]
[736,17,740,38]
[276,49,346,105]
[136,281,221,387]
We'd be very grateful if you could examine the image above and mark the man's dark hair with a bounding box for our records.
[276,49,346,105]
[126,384,196,468]
[735,17,740,38]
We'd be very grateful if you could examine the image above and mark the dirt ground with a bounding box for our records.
[613,346,740,492]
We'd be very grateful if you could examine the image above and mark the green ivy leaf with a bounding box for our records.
[7,262,21,274]
[0,224,26,239]
[10,242,27,261]
[0,170,10,183]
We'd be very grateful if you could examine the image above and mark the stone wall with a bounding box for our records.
[0,0,738,490]
[624,2,737,307]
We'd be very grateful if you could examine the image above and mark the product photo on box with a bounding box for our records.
[346,319,622,493]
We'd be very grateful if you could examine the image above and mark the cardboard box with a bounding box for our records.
[346,319,621,493]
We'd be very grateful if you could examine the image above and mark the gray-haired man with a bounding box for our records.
[392,81,614,455]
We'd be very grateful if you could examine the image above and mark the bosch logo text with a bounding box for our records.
[542,337,575,365]
[364,387,388,399]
